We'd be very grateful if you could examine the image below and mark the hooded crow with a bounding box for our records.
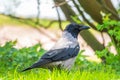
[22,23,90,71]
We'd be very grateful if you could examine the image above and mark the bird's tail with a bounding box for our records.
[21,59,50,72]
[21,61,42,72]
[21,67,32,72]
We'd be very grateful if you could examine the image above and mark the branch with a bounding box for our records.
[55,7,63,31]
[101,0,120,20]
[72,0,97,29]
[101,32,105,47]
[52,0,72,8]
[36,0,40,25]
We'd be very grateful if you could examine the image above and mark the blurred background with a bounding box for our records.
[0,0,120,62]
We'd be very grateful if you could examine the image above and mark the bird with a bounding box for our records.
[22,23,90,72]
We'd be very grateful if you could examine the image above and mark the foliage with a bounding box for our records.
[96,48,120,72]
[0,41,45,72]
[97,14,120,53]
[97,14,120,54]
[96,14,120,73]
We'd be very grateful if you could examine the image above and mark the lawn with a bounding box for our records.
[1,68,120,80]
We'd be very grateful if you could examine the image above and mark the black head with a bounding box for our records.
[63,23,90,38]
[65,23,90,32]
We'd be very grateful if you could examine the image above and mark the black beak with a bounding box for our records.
[79,25,90,30]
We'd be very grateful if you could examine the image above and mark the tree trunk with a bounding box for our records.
[78,0,120,24]
[103,0,117,13]
[54,0,79,22]
[53,0,105,51]
[78,0,103,23]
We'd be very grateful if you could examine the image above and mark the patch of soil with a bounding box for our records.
[0,25,59,50]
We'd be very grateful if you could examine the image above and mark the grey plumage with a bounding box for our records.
[22,23,90,71]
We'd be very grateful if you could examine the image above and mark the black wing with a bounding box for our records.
[22,43,80,72]
[41,44,80,61]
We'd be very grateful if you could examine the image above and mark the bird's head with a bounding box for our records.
[63,23,90,38]
[65,23,90,33]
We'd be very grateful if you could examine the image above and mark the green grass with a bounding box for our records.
[0,67,120,80]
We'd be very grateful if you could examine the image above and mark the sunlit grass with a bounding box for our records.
[0,67,120,80]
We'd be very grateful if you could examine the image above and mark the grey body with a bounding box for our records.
[46,57,76,70]
[22,23,89,71]
[38,34,80,69]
